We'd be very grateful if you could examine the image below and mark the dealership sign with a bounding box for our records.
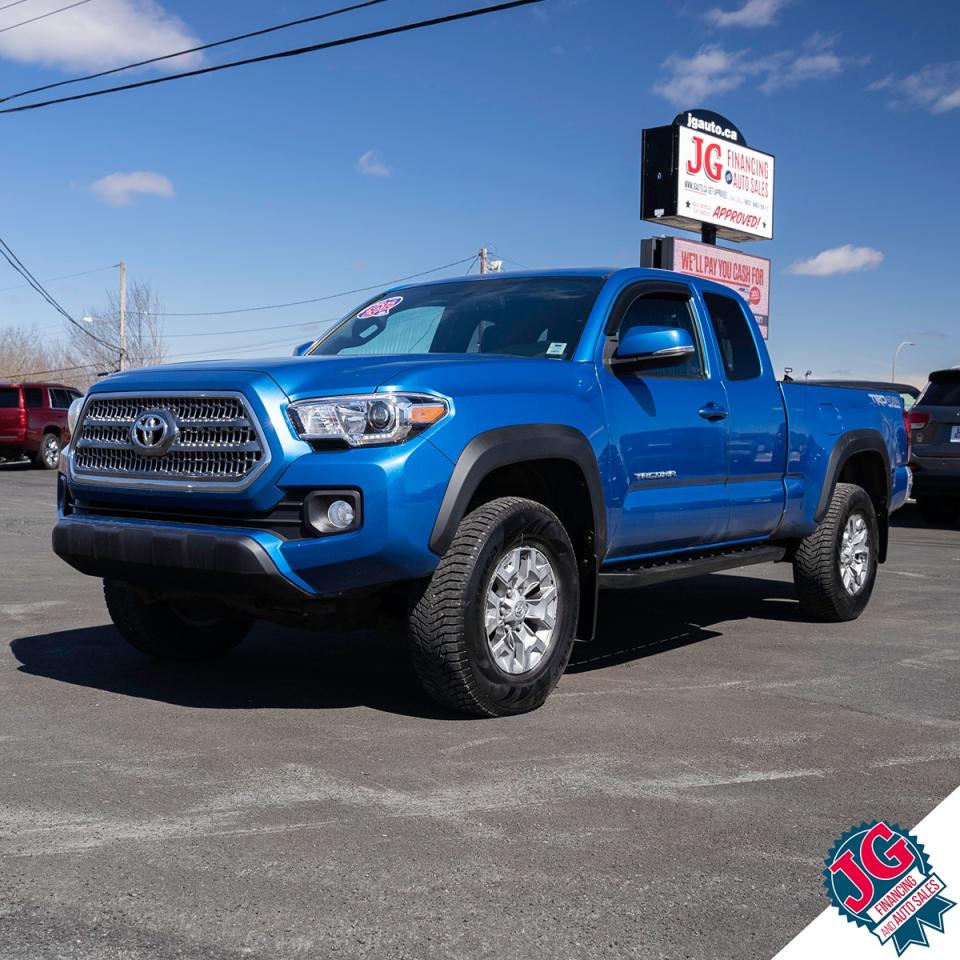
[641,110,775,242]
[641,235,771,338]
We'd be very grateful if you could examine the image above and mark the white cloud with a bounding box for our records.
[0,0,201,73]
[705,0,790,28]
[786,245,884,277]
[654,35,867,105]
[355,150,391,178]
[90,171,174,207]
[761,33,869,93]
[868,61,960,113]
[654,46,759,105]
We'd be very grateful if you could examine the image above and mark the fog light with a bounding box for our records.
[303,490,361,536]
[327,499,355,529]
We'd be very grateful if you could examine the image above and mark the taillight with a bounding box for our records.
[18,405,25,429]
[908,411,929,429]
[902,408,911,461]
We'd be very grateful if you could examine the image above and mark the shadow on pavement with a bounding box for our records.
[569,572,800,672]
[890,502,959,531]
[10,571,802,714]
[9,621,460,719]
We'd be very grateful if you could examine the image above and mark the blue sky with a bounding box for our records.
[0,0,958,385]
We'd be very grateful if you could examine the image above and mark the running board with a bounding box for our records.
[597,543,786,590]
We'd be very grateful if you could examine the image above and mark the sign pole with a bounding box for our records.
[701,224,716,246]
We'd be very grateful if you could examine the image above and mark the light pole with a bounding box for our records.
[892,341,914,383]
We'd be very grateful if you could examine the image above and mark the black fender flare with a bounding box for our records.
[814,429,891,561]
[429,425,606,641]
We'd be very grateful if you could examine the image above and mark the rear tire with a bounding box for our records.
[104,580,253,661]
[793,482,879,622]
[34,431,60,470]
[408,497,579,717]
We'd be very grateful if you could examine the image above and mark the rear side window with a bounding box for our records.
[0,387,19,408]
[617,293,704,377]
[24,387,43,408]
[920,379,960,406]
[703,292,761,381]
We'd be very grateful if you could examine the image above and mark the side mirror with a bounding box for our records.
[612,326,695,369]
[293,340,314,357]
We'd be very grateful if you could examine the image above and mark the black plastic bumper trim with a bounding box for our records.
[52,519,310,600]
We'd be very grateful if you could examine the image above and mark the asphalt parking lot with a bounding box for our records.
[1,466,958,960]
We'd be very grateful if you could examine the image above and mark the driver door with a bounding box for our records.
[597,281,730,559]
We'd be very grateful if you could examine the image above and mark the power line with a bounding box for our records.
[499,255,531,269]
[157,256,475,317]
[0,235,117,349]
[163,317,336,339]
[0,0,93,35]
[5,362,93,378]
[0,0,393,105]
[0,262,116,294]
[0,0,545,115]
[0,0,38,13]
[168,335,312,360]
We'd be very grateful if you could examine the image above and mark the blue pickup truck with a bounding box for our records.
[54,268,911,716]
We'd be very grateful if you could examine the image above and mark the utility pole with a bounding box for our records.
[118,261,127,372]
[479,246,488,275]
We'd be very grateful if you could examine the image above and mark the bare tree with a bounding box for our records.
[69,280,167,377]
[0,325,80,384]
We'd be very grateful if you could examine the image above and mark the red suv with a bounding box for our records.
[0,382,82,469]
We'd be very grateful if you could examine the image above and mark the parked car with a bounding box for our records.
[53,269,911,716]
[908,368,960,523]
[0,382,82,469]
[808,380,920,412]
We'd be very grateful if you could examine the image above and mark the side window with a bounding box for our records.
[24,387,43,408]
[703,292,761,381]
[617,293,704,377]
[49,389,70,409]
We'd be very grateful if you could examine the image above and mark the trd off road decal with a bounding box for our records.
[825,821,954,954]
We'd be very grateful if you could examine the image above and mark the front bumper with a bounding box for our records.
[55,431,454,600]
[53,517,310,601]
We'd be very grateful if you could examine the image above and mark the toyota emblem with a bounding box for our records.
[130,409,177,456]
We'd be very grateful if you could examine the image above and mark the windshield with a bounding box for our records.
[308,276,604,360]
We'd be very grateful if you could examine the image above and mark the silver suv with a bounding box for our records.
[909,369,960,523]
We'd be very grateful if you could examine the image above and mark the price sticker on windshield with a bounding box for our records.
[357,296,403,320]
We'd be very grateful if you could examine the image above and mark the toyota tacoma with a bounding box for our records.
[53,269,912,716]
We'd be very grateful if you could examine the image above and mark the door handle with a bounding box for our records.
[698,402,728,422]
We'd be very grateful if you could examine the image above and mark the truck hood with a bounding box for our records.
[102,354,566,400]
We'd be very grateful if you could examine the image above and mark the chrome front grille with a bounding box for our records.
[72,393,267,486]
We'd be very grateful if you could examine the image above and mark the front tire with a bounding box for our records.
[104,580,253,660]
[408,497,579,717]
[793,482,879,622]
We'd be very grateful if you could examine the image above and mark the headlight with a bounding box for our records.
[287,393,448,447]
[67,396,85,435]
